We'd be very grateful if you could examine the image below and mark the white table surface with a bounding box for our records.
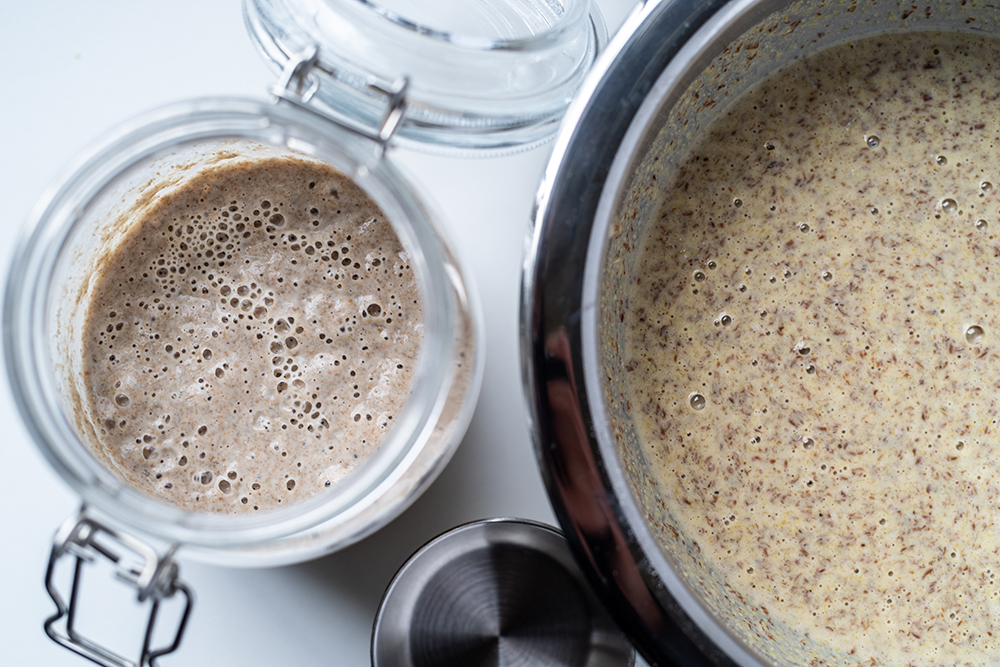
[1,1,648,665]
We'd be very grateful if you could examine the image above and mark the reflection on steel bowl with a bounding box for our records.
[523,0,1000,665]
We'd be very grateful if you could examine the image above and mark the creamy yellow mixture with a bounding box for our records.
[627,32,1000,665]
[83,158,422,513]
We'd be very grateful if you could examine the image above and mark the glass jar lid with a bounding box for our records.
[243,0,607,153]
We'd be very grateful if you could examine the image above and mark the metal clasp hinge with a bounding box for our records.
[270,44,409,157]
[43,509,193,667]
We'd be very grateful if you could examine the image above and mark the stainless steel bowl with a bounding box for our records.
[521,0,1000,665]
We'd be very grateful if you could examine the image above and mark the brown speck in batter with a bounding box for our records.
[628,31,1000,666]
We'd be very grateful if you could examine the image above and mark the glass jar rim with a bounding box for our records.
[343,0,591,51]
[5,96,469,550]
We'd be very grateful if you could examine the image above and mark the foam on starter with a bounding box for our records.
[82,157,422,514]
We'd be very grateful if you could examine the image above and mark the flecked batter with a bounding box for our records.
[83,157,422,513]
[626,32,1000,665]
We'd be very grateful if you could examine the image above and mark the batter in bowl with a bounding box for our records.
[626,31,1000,665]
[82,157,422,513]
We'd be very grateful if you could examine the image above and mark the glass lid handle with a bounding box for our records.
[270,45,410,156]
[43,507,193,667]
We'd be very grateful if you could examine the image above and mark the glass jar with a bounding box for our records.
[5,94,485,664]
[6,95,483,565]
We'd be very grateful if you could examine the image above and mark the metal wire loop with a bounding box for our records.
[42,509,193,667]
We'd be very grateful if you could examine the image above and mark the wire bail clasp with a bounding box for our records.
[271,45,410,155]
[43,508,193,667]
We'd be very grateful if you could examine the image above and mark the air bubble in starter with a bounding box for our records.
[966,325,985,344]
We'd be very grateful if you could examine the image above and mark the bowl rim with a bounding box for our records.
[521,0,772,664]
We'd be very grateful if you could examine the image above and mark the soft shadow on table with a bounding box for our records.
[290,447,483,614]
[283,400,554,626]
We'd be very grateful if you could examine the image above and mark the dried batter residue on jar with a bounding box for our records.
[626,32,1000,665]
[83,157,422,513]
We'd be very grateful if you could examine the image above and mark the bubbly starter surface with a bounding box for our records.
[83,158,422,513]
[626,32,1000,665]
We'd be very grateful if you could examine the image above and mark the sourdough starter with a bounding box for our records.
[626,32,1000,665]
[83,157,422,513]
